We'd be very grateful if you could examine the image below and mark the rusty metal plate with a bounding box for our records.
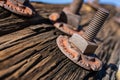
[0,0,34,16]
[54,22,83,35]
[57,35,102,71]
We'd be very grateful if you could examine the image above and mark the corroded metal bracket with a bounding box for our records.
[0,0,35,16]
[49,0,84,35]
[57,35,102,71]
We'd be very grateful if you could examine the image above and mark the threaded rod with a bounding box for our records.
[84,8,109,41]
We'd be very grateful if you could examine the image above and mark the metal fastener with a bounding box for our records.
[83,8,109,41]
[49,0,84,35]
[57,8,109,71]
[0,0,35,17]
[68,0,83,14]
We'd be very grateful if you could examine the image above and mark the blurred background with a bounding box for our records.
[30,0,120,7]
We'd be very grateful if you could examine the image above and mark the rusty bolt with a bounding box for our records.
[83,8,109,41]
[61,0,84,27]
[70,8,109,54]
[49,0,84,35]
[56,8,109,71]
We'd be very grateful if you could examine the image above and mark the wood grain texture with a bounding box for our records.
[0,2,119,80]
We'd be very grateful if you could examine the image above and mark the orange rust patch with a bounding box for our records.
[57,35,102,71]
[54,23,84,35]
[59,36,79,58]
[49,13,60,21]
[0,0,34,16]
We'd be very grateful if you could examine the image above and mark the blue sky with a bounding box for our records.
[30,0,120,7]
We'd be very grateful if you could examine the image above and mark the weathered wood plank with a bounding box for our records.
[0,2,119,80]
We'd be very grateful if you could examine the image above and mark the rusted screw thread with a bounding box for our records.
[84,8,109,41]
[70,0,83,14]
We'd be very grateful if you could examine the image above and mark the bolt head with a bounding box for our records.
[62,7,81,29]
[69,33,98,54]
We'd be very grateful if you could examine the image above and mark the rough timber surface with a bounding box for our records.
[0,2,120,80]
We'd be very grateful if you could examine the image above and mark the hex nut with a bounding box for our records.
[69,33,98,54]
[62,7,81,29]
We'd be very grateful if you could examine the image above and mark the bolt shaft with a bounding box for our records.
[70,0,83,14]
[83,8,109,41]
